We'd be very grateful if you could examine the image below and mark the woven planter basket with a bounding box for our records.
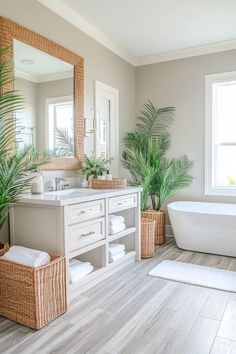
[0,240,10,256]
[141,218,156,259]
[0,254,67,329]
[141,210,166,245]
[91,178,127,189]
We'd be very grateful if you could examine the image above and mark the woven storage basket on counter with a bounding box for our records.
[0,254,67,329]
[141,218,156,258]
[141,210,166,245]
[91,178,127,189]
[0,240,9,256]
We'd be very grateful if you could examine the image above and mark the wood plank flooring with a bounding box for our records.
[1,238,236,353]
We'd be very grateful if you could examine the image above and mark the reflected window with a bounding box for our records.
[47,97,74,157]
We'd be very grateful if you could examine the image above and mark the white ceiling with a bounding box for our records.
[14,39,73,82]
[38,0,236,66]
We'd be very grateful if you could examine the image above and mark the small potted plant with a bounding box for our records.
[122,101,194,249]
[81,154,113,187]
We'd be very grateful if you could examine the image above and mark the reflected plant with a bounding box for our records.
[54,127,74,157]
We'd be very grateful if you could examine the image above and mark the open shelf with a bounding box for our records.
[109,251,136,267]
[69,239,106,258]
[70,266,105,292]
[108,226,136,242]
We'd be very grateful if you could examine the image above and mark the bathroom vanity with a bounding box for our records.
[10,187,141,302]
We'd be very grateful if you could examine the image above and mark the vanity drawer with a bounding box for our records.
[67,199,105,224]
[109,193,137,212]
[69,217,105,251]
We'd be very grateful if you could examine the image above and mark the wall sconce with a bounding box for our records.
[84,118,94,137]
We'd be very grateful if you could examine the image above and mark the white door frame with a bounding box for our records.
[94,80,119,177]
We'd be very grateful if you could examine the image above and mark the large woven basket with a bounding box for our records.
[91,178,127,189]
[141,218,156,259]
[141,210,166,245]
[0,254,67,329]
[0,240,9,256]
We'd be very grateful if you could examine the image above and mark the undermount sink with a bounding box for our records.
[44,188,95,197]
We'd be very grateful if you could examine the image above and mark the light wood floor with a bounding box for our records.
[1,238,236,354]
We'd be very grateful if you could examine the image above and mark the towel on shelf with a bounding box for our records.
[109,214,125,226]
[109,251,125,263]
[69,259,94,284]
[109,222,126,235]
[0,245,50,267]
[109,243,125,256]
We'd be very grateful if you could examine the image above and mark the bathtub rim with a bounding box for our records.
[167,200,236,216]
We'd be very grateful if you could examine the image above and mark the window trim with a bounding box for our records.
[94,81,119,177]
[45,95,73,151]
[205,71,236,196]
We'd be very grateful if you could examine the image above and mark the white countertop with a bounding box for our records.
[14,187,142,206]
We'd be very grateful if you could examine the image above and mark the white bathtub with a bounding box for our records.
[167,201,236,257]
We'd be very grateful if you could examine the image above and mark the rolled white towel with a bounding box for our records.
[69,260,94,284]
[1,245,50,267]
[109,251,125,263]
[109,243,125,256]
[109,214,125,226]
[109,222,126,235]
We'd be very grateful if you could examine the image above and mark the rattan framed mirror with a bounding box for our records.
[0,17,84,170]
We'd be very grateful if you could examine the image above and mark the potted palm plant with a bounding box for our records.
[81,154,113,187]
[122,101,193,246]
[0,47,49,239]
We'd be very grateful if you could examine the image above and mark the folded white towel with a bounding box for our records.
[1,245,50,267]
[109,243,125,256]
[109,215,125,226]
[69,259,94,284]
[109,251,125,263]
[109,222,126,235]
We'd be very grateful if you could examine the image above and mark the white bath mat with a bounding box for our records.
[149,260,236,292]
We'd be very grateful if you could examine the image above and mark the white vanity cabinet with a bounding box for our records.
[10,187,141,301]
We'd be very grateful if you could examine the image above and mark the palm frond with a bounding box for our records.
[136,100,175,137]
[54,127,74,156]
[0,47,50,229]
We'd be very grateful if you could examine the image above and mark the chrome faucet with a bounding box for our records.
[55,177,66,191]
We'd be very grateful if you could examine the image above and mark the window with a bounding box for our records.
[46,96,74,157]
[205,71,236,195]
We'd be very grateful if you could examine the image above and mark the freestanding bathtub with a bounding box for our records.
[167,201,236,257]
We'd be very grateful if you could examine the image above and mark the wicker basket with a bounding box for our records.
[91,178,127,189]
[141,210,166,245]
[0,254,67,329]
[0,240,9,256]
[141,218,156,259]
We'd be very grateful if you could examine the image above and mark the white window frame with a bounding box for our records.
[94,80,119,177]
[45,95,73,151]
[205,71,236,196]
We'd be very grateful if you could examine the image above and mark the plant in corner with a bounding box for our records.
[0,47,50,236]
[122,101,194,247]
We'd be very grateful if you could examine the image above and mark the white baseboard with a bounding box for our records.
[166,224,173,237]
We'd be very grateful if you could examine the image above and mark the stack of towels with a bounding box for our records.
[0,245,50,267]
[69,258,94,284]
[109,215,126,235]
[109,243,125,263]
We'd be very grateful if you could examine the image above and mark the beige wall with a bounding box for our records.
[136,50,236,206]
[0,0,136,164]
[0,0,136,240]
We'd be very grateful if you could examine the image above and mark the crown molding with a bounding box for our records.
[38,0,137,66]
[15,69,73,83]
[137,39,236,66]
[38,0,236,68]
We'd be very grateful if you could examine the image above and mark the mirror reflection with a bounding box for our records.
[13,39,74,157]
